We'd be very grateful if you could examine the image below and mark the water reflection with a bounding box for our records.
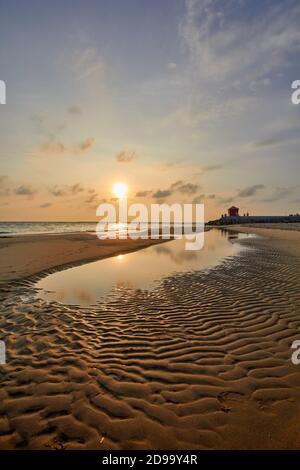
[35,229,253,306]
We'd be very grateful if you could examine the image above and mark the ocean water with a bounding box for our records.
[0,221,98,235]
[0,221,203,236]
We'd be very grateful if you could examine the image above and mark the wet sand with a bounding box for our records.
[0,225,300,449]
[0,233,168,284]
[223,224,300,257]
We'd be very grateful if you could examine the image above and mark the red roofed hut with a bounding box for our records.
[228,206,239,217]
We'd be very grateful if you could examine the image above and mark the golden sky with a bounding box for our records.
[1,0,300,222]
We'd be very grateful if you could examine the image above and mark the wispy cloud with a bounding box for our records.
[67,105,82,115]
[171,180,200,194]
[84,192,98,205]
[175,0,300,126]
[202,164,223,172]
[71,46,103,80]
[116,150,136,163]
[49,183,85,197]
[14,184,36,197]
[49,185,66,197]
[135,190,152,197]
[152,189,172,199]
[68,183,85,195]
[192,194,205,204]
[138,179,201,201]
[181,0,300,84]
[33,137,95,158]
[74,138,95,154]
[39,139,69,156]
[237,184,264,197]
[253,125,300,148]
[261,186,295,202]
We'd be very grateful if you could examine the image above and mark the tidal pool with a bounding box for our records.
[35,229,253,306]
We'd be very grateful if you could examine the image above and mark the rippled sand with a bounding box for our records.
[1,235,300,449]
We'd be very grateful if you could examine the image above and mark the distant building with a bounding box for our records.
[207,206,300,226]
[228,206,239,217]
[206,204,300,225]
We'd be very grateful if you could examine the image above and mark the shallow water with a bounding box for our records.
[0,221,98,235]
[35,229,253,306]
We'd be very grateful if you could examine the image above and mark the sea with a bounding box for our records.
[0,221,203,237]
[0,221,98,236]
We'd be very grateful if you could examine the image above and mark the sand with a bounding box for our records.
[223,224,300,257]
[0,233,168,284]
[0,225,300,449]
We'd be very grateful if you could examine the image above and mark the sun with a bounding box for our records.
[113,182,128,198]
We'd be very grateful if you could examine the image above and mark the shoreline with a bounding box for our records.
[0,233,170,285]
[220,224,300,257]
[0,227,211,285]
[1,223,300,284]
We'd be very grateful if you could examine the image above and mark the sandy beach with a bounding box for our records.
[0,233,168,284]
[2,0,300,458]
[0,225,300,449]
[224,224,300,257]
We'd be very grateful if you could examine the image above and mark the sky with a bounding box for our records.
[0,0,299,221]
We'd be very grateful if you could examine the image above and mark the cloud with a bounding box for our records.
[71,46,103,80]
[153,189,172,199]
[192,194,205,204]
[116,150,136,163]
[218,196,234,205]
[237,184,264,197]
[74,138,95,154]
[49,183,94,200]
[67,105,82,115]
[35,137,95,157]
[177,182,199,194]
[14,184,36,196]
[49,185,66,197]
[170,180,183,190]
[142,179,201,201]
[84,192,98,205]
[254,137,286,148]
[30,107,94,158]
[261,187,295,202]
[68,183,84,195]
[40,139,69,155]
[171,180,200,194]
[181,0,300,84]
[202,164,223,172]
[176,0,300,126]
[135,190,152,197]
[253,125,300,148]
